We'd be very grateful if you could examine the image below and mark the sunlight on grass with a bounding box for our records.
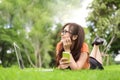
[104,64,120,71]
[0,65,120,80]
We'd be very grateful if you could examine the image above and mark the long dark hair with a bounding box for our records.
[56,23,85,66]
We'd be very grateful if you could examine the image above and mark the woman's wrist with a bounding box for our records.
[65,50,71,53]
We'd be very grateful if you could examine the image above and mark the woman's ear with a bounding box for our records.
[72,35,78,40]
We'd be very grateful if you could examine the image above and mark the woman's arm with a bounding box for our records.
[69,52,88,70]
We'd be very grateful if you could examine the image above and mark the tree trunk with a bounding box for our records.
[35,49,42,68]
[1,43,5,66]
[103,35,116,54]
[24,48,36,68]
[103,35,115,65]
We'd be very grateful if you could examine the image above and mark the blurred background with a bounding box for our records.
[0,0,120,68]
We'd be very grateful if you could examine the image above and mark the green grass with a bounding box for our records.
[0,65,120,80]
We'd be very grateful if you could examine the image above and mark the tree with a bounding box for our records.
[86,0,120,54]
[0,0,55,68]
[0,0,37,67]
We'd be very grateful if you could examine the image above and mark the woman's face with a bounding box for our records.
[61,25,71,40]
[61,25,78,42]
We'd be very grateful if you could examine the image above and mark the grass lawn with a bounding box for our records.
[0,65,120,80]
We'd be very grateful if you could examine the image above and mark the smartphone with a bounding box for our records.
[62,52,70,62]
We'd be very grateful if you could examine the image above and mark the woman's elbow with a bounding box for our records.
[70,65,83,70]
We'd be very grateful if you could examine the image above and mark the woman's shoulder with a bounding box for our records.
[81,42,89,53]
[56,41,63,51]
[83,42,88,47]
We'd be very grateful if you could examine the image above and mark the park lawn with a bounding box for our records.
[0,65,120,80]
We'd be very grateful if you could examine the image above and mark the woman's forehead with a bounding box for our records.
[64,25,69,30]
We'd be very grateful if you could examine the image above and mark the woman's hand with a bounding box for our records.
[61,37,72,52]
[58,58,70,69]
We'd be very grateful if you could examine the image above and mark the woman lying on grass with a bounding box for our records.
[56,23,104,70]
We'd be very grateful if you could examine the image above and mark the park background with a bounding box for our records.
[0,0,120,79]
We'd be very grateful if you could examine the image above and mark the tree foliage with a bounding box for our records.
[87,0,120,54]
[0,0,36,67]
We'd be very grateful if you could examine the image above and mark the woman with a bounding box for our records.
[56,23,104,70]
